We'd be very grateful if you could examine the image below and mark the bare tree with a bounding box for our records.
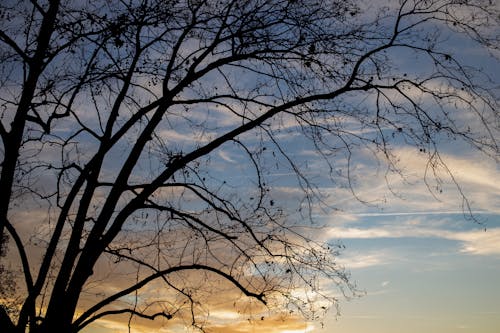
[0,0,498,332]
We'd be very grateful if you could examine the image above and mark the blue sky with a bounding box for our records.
[81,143,500,333]
[191,22,500,331]
[295,137,500,333]
[308,80,500,333]
[85,27,498,333]
[3,1,498,332]
[80,84,500,333]
[325,213,500,333]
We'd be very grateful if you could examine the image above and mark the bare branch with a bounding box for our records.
[74,264,266,330]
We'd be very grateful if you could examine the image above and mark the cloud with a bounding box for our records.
[83,310,315,333]
[452,228,500,255]
[217,150,237,163]
[203,315,314,333]
[391,149,500,213]
[327,224,500,256]
[336,251,394,269]
[157,128,218,144]
[321,144,500,218]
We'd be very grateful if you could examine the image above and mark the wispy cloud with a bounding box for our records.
[327,225,500,256]
[453,228,500,255]
[337,251,394,269]
[322,145,500,217]
[217,150,237,163]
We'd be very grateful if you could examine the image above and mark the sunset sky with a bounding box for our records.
[81,144,500,333]
[82,36,500,333]
[81,3,498,333]
[2,1,499,333]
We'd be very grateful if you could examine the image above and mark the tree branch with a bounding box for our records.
[0,29,31,63]
[73,264,266,330]
[77,308,172,330]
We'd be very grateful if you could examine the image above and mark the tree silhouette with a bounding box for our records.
[0,0,498,332]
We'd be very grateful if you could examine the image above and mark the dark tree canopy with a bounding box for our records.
[0,0,498,332]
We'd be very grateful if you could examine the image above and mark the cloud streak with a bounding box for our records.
[336,251,394,269]
[327,225,500,256]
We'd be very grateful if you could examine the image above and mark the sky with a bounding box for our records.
[83,49,500,333]
[322,212,500,333]
[241,151,499,333]
[304,19,500,332]
[2,1,499,333]
[79,136,500,333]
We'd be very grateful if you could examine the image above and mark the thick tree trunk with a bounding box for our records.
[0,306,15,333]
[0,0,60,251]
